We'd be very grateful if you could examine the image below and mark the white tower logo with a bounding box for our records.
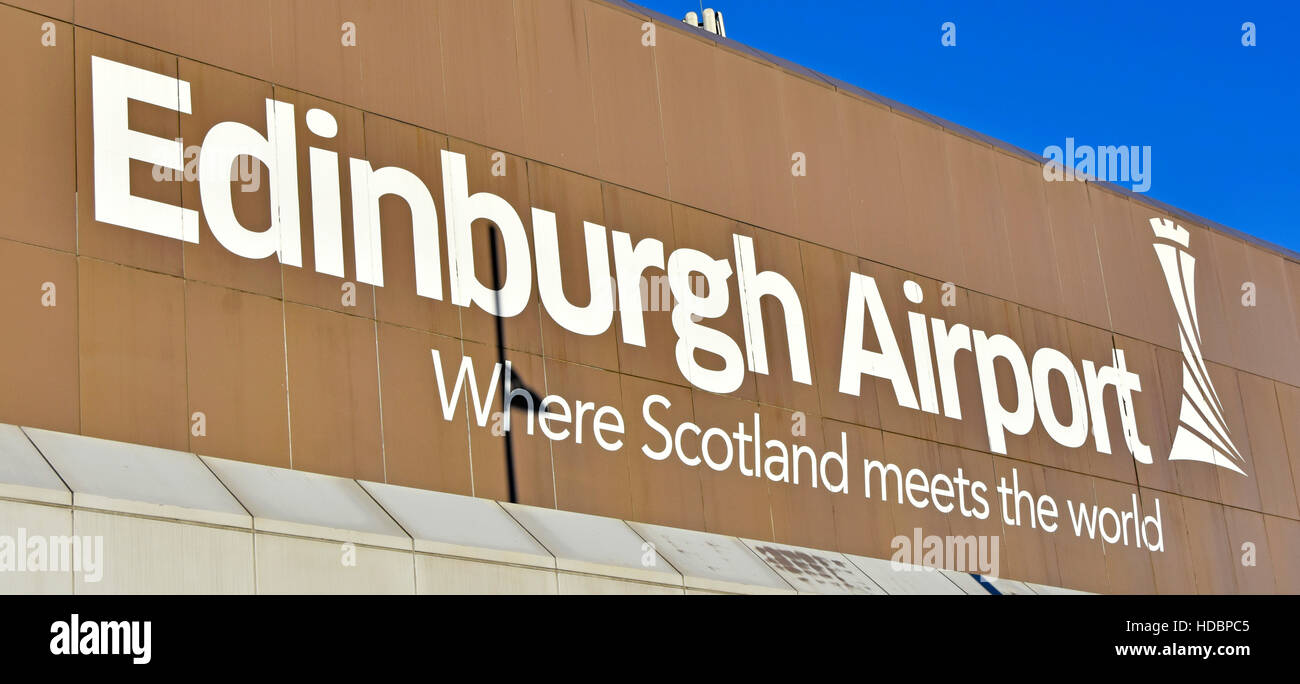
[1150,217,1247,475]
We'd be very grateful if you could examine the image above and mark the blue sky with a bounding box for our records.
[637,0,1298,252]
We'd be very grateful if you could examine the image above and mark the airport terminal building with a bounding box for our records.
[1,0,1298,594]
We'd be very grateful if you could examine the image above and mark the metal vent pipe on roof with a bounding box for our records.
[683,8,726,37]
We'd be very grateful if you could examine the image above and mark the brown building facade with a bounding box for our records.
[1,0,1298,593]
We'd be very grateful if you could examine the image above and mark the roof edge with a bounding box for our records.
[612,0,1298,263]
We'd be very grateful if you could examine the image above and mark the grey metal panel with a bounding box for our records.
[984,577,1038,595]
[846,554,968,595]
[201,455,409,548]
[743,538,885,595]
[24,427,248,527]
[629,521,794,594]
[941,569,995,594]
[1026,582,1091,595]
[359,481,554,568]
[502,503,681,585]
[0,423,68,505]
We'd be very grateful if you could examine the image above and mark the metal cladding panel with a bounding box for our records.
[744,538,885,595]
[201,455,409,548]
[502,502,681,586]
[0,424,70,505]
[24,428,249,527]
[846,554,967,596]
[629,521,794,594]
[360,481,553,568]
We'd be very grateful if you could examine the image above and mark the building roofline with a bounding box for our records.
[609,0,1298,263]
